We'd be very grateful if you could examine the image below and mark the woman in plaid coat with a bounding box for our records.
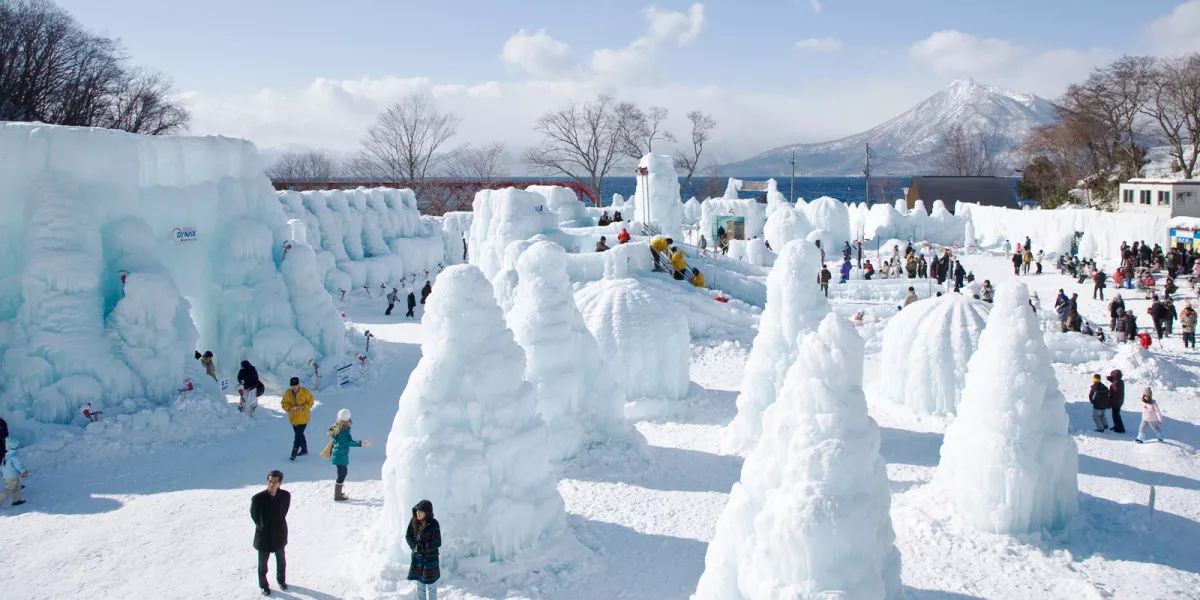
[406,499,441,599]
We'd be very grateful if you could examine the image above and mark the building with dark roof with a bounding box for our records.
[905,176,1018,213]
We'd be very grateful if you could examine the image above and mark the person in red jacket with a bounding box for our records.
[617,228,631,244]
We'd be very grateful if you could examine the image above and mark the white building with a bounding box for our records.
[1117,178,1200,217]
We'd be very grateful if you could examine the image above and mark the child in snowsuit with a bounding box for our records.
[1135,388,1164,443]
[1,438,29,506]
[1088,374,1110,432]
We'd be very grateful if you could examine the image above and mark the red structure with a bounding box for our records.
[271,178,600,208]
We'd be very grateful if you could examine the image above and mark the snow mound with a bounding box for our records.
[935,281,1078,534]
[763,204,812,252]
[1101,343,1192,390]
[804,196,851,250]
[376,264,570,586]
[508,241,642,460]
[574,277,690,417]
[879,294,990,416]
[526,185,589,226]
[695,314,902,600]
[1043,331,1113,365]
[724,240,829,454]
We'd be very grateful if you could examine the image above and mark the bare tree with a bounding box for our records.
[0,0,189,133]
[526,94,632,197]
[700,163,725,199]
[1142,54,1200,178]
[446,142,509,184]
[266,149,338,183]
[674,110,717,193]
[617,104,675,160]
[1060,56,1156,180]
[354,94,460,185]
[934,123,998,176]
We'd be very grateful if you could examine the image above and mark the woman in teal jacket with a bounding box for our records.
[327,408,370,501]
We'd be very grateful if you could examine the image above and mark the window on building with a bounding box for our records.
[1159,190,1171,205]
[1123,189,1134,203]
[1140,190,1152,205]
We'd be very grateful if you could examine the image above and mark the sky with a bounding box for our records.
[53,0,1200,165]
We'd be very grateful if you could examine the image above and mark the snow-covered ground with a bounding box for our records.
[4,247,1200,600]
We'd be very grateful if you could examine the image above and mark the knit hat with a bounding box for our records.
[1092,374,1101,382]
[289,377,300,386]
[337,408,352,421]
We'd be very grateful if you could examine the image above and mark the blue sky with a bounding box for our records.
[54,0,1200,161]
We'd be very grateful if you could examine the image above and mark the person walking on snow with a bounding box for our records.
[406,288,417,318]
[1181,302,1197,348]
[281,377,314,461]
[1148,296,1168,340]
[1093,269,1107,300]
[1107,370,1126,433]
[238,360,264,416]
[1135,388,1165,443]
[1022,249,1033,275]
[819,265,832,297]
[420,281,432,305]
[327,409,369,501]
[1164,296,1178,336]
[1003,239,1012,257]
[1109,296,1125,330]
[386,287,399,316]
[407,499,442,600]
[251,470,290,596]
[1089,374,1111,432]
[1,438,28,506]
[840,258,852,283]
[1011,250,1022,275]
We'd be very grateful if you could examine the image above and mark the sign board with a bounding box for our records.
[219,378,230,392]
[337,363,353,387]
[172,226,199,243]
[713,215,746,241]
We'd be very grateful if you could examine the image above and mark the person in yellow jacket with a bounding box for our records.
[281,377,314,461]
[690,267,706,288]
[669,247,687,280]
[649,236,672,271]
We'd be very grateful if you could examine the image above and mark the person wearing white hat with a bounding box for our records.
[325,408,370,501]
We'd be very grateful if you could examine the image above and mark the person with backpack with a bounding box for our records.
[251,470,290,596]
[407,499,442,600]
[1089,374,1111,432]
[0,437,28,506]
[325,408,370,502]
[1107,370,1126,434]
[238,360,265,416]
[281,377,314,461]
[386,287,399,316]
[1135,388,1165,443]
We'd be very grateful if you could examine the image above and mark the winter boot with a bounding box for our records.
[334,484,348,502]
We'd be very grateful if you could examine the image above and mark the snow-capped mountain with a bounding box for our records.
[723,79,1059,177]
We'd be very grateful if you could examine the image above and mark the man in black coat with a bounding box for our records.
[251,470,291,596]
[1107,370,1126,433]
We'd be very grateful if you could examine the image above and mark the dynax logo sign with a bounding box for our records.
[172,226,199,242]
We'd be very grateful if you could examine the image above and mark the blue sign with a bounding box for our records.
[337,363,353,387]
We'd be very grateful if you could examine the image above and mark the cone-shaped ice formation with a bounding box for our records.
[378,265,567,576]
[724,240,829,454]
[695,314,902,600]
[935,281,1078,534]
[508,242,639,460]
[879,294,990,416]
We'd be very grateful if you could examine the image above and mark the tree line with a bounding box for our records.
[0,0,189,134]
[268,93,717,213]
[1020,54,1200,208]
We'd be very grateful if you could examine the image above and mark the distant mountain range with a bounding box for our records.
[721,79,1059,177]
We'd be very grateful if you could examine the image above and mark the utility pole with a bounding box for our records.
[863,142,872,207]
[789,150,797,202]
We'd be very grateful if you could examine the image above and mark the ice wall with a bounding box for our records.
[275,187,445,294]
[439,211,474,266]
[0,123,348,423]
[879,294,990,416]
[628,154,683,239]
[377,265,568,582]
[724,240,829,454]
[935,281,1078,534]
[468,188,559,280]
[695,315,902,600]
[958,203,1167,258]
[526,185,589,226]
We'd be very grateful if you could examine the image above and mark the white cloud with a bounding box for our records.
[501,29,576,79]
[794,37,842,53]
[643,3,705,45]
[909,30,1022,74]
[1147,0,1200,55]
